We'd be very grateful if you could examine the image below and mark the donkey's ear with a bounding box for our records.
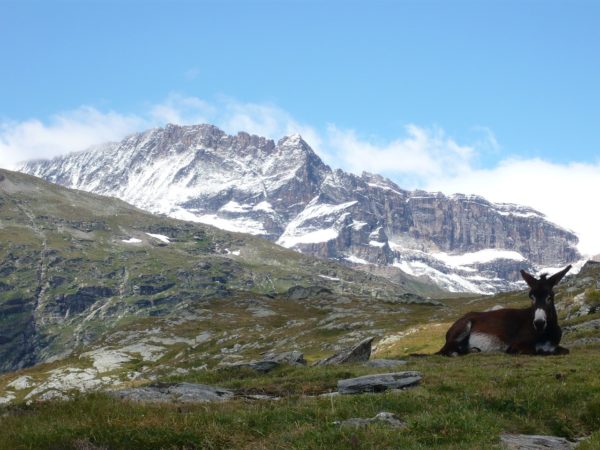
[548,265,572,286]
[520,269,537,288]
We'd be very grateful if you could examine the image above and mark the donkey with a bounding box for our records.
[436,265,572,356]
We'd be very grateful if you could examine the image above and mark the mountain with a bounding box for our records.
[20,124,581,294]
[0,168,438,374]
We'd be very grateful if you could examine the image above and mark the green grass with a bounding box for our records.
[2,347,600,449]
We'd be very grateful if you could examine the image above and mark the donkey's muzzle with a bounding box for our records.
[533,319,547,333]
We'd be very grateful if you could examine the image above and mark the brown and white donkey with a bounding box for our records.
[437,265,572,356]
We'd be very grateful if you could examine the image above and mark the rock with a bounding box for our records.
[228,360,280,373]
[262,350,307,366]
[226,350,306,373]
[364,359,408,368]
[334,412,406,428]
[286,285,332,300]
[564,319,600,334]
[314,337,374,366]
[110,383,234,403]
[500,434,579,449]
[337,371,422,394]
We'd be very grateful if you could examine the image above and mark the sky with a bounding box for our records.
[1,0,599,255]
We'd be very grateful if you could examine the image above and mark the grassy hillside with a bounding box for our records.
[0,168,440,373]
[1,264,599,448]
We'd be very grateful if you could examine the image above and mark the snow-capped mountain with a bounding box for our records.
[20,124,581,294]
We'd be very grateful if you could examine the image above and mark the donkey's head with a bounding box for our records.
[520,265,572,333]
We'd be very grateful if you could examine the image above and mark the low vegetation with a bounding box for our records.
[2,347,600,449]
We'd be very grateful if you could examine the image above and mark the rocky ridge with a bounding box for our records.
[20,123,581,293]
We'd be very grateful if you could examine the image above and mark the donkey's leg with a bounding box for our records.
[506,342,536,355]
[436,318,472,356]
[553,346,569,355]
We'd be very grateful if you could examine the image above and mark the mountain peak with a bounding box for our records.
[19,123,581,294]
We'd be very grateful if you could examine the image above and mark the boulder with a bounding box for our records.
[262,350,306,366]
[314,337,374,366]
[225,350,306,373]
[227,350,306,373]
[110,383,234,403]
[228,360,280,373]
[286,285,332,300]
[337,371,422,394]
[333,412,406,428]
[500,434,579,449]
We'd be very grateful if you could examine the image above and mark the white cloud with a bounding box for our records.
[327,124,475,182]
[425,158,600,256]
[0,107,144,169]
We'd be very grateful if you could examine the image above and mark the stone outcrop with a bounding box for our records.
[110,383,234,403]
[313,337,374,366]
[337,371,422,394]
[500,433,580,449]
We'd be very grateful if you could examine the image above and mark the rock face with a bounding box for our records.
[20,124,581,294]
[337,371,422,394]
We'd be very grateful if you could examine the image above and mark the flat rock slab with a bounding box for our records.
[262,350,306,366]
[338,371,422,394]
[334,412,406,428]
[111,383,234,403]
[314,337,374,366]
[226,351,306,373]
[228,360,281,373]
[500,434,579,449]
[364,359,407,368]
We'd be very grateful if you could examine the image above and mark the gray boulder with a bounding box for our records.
[262,350,307,366]
[228,360,280,373]
[227,350,306,373]
[333,412,406,428]
[337,371,422,394]
[500,434,579,449]
[110,383,234,403]
[314,337,374,366]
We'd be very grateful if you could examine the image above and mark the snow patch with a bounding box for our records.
[121,237,142,244]
[319,274,341,281]
[220,201,252,213]
[145,233,170,243]
[432,249,526,267]
[345,255,371,265]
[278,228,338,247]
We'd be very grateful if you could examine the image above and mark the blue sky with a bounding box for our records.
[1,0,599,253]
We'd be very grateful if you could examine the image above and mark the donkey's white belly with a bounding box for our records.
[468,332,508,352]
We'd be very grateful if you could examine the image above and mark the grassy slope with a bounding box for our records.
[2,264,600,449]
[1,349,600,450]
[0,168,440,372]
